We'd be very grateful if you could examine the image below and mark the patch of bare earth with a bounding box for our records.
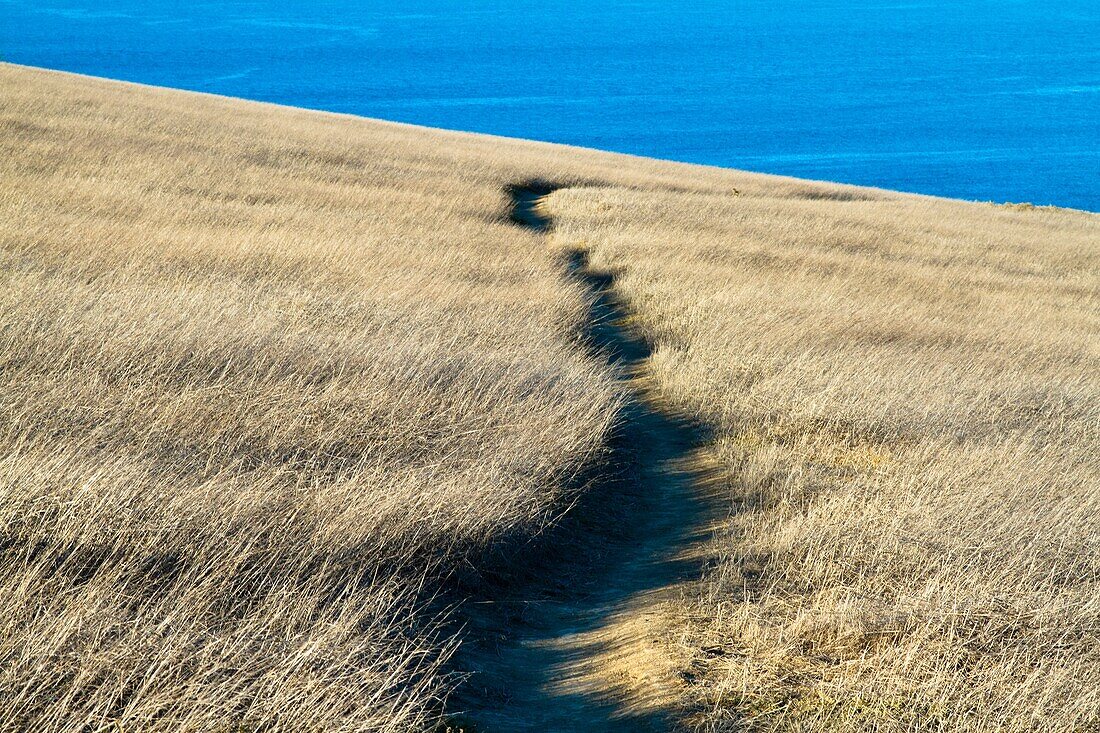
[446,190,724,732]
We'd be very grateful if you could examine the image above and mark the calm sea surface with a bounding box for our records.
[2,0,1098,210]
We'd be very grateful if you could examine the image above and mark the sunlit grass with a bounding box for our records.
[547,181,1099,731]
[4,61,1097,732]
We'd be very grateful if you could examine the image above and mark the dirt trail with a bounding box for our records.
[448,187,722,732]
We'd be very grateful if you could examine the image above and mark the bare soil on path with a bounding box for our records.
[446,187,724,732]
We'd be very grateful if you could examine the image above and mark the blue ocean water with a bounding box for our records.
[2,0,1098,210]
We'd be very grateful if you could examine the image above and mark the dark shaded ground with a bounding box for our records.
[442,186,721,732]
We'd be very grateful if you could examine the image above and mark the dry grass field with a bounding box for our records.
[546,185,1100,729]
[2,63,1098,732]
[0,64,636,731]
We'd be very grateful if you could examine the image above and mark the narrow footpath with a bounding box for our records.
[449,186,722,732]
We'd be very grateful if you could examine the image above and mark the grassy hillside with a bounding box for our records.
[546,180,1099,727]
[0,64,628,731]
[2,63,1098,732]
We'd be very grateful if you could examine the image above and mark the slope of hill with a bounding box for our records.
[545,179,1099,728]
[0,63,626,731]
[2,63,1097,732]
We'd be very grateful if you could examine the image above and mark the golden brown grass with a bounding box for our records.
[545,182,1100,729]
[0,64,642,732]
[4,62,1099,732]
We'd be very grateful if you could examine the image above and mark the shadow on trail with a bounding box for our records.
[446,185,721,732]
[510,182,653,368]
